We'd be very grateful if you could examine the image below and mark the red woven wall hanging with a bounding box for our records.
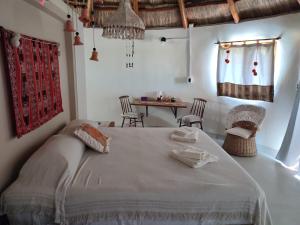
[0,27,63,138]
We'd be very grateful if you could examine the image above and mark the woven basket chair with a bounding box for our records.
[223,105,266,157]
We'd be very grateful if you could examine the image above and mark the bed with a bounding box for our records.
[0,120,272,225]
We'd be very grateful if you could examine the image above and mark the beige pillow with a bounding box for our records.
[74,123,111,153]
[226,127,253,139]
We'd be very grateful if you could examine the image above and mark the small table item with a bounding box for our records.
[131,100,187,118]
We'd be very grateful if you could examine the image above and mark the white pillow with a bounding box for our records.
[74,123,111,153]
[225,127,253,139]
[60,120,99,136]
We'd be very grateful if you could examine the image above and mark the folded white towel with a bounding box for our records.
[170,131,199,143]
[179,149,208,160]
[173,127,195,137]
[170,150,218,168]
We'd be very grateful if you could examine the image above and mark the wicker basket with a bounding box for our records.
[223,133,257,157]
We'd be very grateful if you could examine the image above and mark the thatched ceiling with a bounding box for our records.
[67,0,300,28]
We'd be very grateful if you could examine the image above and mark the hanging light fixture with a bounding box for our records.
[79,7,90,24]
[102,0,145,40]
[73,4,83,46]
[79,0,91,25]
[74,32,83,45]
[89,11,99,61]
[64,0,75,32]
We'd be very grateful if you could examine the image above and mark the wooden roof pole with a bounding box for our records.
[177,0,188,29]
[132,0,139,15]
[227,0,240,24]
[87,0,92,14]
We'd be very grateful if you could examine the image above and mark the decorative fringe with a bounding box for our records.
[0,203,54,217]
[67,210,253,225]
[102,26,144,39]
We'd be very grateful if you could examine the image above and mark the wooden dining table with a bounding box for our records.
[131,99,187,118]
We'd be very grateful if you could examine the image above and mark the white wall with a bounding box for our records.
[72,15,88,119]
[0,0,75,192]
[82,13,300,151]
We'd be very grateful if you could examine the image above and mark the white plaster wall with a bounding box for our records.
[0,0,75,191]
[72,15,88,119]
[83,13,300,151]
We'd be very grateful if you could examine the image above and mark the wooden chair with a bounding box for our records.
[119,96,144,127]
[178,98,207,130]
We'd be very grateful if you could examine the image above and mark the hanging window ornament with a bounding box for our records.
[73,5,83,46]
[125,40,134,69]
[252,42,259,76]
[224,44,231,64]
[65,0,75,32]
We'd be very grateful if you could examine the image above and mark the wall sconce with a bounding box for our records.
[160,37,167,42]
[187,76,193,84]
[160,36,187,43]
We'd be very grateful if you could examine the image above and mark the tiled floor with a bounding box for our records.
[233,154,300,225]
[210,134,300,225]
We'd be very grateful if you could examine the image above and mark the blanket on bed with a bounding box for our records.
[0,122,272,225]
[65,127,271,225]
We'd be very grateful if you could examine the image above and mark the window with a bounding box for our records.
[217,40,275,102]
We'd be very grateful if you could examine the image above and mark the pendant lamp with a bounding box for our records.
[73,5,83,46]
[74,32,83,45]
[89,14,99,61]
[64,1,75,32]
[102,0,145,40]
[79,0,91,24]
[90,48,99,61]
[79,7,90,24]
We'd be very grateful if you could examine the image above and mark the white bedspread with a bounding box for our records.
[1,124,272,225]
[0,134,85,225]
[66,127,271,225]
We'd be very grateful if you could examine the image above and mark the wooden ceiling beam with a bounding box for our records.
[177,0,188,29]
[132,0,139,14]
[298,0,300,5]
[227,0,240,24]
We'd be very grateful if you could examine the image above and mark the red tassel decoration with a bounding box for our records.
[225,49,230,64]
[252,43,259,76]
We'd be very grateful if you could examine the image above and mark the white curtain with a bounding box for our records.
[217,42,275,102]
[276,83,300,175]
[218,43,275,85]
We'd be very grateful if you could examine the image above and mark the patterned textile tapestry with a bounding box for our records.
[217,42,275,102]
[0,27,63,137]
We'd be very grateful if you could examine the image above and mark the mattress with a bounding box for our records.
[0,121,272,225]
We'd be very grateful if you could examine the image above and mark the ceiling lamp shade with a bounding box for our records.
[102,0,145,40]
[79,7,90,24]
[65,14,75,32]
[74,32,83,45]
[89,19,99,62]
[90,48,99,61]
